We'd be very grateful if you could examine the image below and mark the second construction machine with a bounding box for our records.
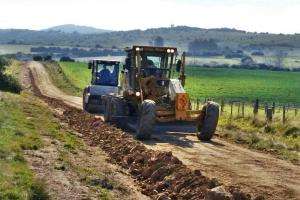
[88,46,219,141]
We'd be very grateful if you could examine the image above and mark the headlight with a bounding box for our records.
[136,47,140,51]
[170,49,175,53]
[167,49,171,53]
[136,92,141,96]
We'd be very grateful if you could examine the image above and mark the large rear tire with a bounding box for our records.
[104,97,112,122]
[197,101,220,141]
[103,96,125,122]
[136,99,156,140]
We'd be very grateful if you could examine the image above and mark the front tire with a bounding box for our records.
[197,101,220,141]
[136,100,156,140]
[104,97,112,122]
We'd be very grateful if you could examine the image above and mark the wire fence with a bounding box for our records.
[190,97,299,124]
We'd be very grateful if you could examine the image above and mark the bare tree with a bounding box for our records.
[153,36,164,47]
[274,50,287,68]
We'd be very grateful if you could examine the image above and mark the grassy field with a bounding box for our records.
[44,62,90,96]
[51,62,300,104]
[59,62,91,90]
[0,45,32,55]
[184,67,300,104]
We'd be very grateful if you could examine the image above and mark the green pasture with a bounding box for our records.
[56,62,300,104]
[59,62,91,90]
[184,67,300,104]
[0,45,32,55]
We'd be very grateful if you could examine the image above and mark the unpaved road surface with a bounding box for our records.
[28,61,300,200]
[28,61,82,109]
[25,62,149,200]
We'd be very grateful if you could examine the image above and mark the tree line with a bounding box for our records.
[31,46,125,57]
[1,26,300,49]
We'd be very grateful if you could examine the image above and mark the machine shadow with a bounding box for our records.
[120,122,225,148]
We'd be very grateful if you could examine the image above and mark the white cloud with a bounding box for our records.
[0,0,299,33]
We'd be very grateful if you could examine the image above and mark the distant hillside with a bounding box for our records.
[43,24,111,34]
[0,26,300,50]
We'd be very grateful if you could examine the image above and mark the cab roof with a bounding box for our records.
[90,60,120,65]
[125,45,178,53]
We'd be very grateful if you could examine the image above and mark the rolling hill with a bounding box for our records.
[0,26,299,50]
[43,24,111,34]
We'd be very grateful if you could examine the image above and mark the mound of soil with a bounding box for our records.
[29,71,260,200]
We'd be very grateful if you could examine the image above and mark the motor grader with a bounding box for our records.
[97,46,219,141]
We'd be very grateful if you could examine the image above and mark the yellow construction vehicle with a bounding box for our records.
[100,46,219,140]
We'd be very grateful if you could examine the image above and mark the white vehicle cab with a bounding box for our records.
[83,60,120,113]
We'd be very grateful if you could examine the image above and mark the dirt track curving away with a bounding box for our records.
[28,61,300,200]
[28,61,82,109]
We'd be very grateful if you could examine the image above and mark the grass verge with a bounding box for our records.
[0,91,112,199]
[43,61,84,96]
[218,113,299,163]
[0,92,49,199]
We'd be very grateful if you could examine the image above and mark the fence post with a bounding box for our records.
[253,99,259,118]
[272,102,275,114]
[283,105,286,124]
[264,103,268,114]
[230,102,233,119]
[220,98,224,115]
[266,108,273,122]
[242,102,245,118]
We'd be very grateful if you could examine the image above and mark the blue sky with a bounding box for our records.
[0,0,299,33]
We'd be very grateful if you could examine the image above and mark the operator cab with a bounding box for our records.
[88,60,120,86]
[124,46,179,89]
[83,60,120,113]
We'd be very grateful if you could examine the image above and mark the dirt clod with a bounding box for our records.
[205,186,232,200]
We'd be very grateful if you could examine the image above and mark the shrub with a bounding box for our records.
[0,56,8,72]
[284,127,300,138]
[60,56,75,62]
[0,74,22,93]
[33,55,43,61]
[0,56,22,93]
[251,51,264,56]
[43,55,52,61]
[29,179,49,200]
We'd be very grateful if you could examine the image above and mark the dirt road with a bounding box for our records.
[28,61,300,200]
[25,62,149,199]
[28,61,82,109]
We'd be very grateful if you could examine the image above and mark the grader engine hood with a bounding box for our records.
[169,79,190,120]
